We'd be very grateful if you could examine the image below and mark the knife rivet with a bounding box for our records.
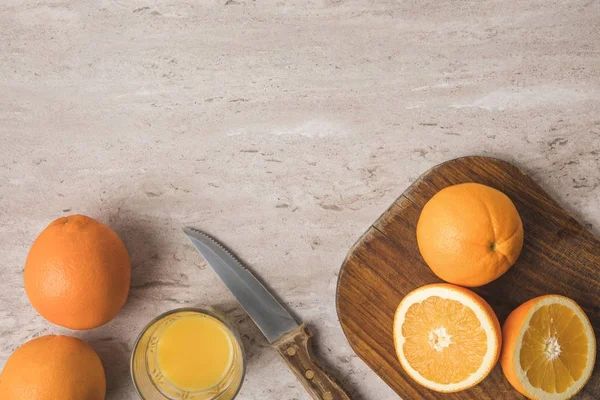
[305,370,315,380]
[286,347,296,356]
[323,392,333,400]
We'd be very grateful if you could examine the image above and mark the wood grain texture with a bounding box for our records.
[336,156,600,400]
[273,324,351,400]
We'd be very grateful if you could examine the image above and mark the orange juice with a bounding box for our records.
[131,308,244,400]
[157,314,233,391]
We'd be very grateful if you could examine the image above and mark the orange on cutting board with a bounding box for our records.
[0,335,106,399]
[501,295,596,400]
[393,284,501,392]
[417,182,524,287]
[24,214,131,330]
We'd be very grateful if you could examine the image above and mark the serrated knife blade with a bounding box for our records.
[183,227,351,400]
[183,227,298,343]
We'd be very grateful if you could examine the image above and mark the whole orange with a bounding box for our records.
[24,214,131,330]
[0,335,106,399]
[416,183,523,287]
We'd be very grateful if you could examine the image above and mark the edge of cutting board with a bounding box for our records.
[335,156,599,399]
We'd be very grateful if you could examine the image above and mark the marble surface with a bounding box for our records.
[1,1,599,399]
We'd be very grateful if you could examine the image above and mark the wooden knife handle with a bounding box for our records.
[273,324,352,400]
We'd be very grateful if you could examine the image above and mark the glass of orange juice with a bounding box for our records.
[131,307,245,400]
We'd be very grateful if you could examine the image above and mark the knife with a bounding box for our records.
[183,227,351,400]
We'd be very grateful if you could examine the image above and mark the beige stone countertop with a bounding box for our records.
[1,1,599,399]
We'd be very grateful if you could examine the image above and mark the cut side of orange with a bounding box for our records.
[393,284,501,392]
[501,295,596,400]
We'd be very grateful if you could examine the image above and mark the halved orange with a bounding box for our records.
[501,295,596,399]
[393,284,501,392]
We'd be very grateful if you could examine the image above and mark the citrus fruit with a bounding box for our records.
[500,295,596,399]
[24,214,131,330]
[393,283,501,392]
[0,335,106,399]
[417,182,524,287]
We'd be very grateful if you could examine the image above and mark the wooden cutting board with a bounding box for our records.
[336,156,599,399]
